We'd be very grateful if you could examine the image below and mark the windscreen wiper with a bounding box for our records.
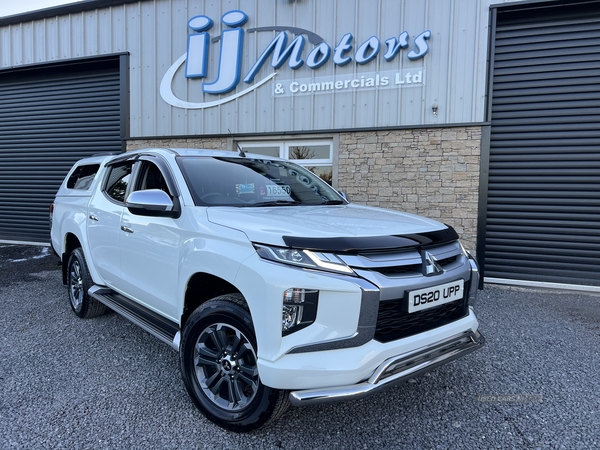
[247,200,301,207]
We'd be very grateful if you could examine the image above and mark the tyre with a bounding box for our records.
[66,248,106,318]
[180,294,290,432]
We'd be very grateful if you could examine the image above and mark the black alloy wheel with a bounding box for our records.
[66,248,106,318]
[180,294,290,432]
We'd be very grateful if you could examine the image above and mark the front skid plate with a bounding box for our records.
[289,330,485,406]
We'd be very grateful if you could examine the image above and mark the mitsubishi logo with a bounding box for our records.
[423,251,443,276]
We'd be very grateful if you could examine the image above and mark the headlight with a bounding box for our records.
[254,244,355,275]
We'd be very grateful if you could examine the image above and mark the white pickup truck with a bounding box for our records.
[50,148,484,432]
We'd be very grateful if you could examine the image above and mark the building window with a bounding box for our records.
[239,141,334,185]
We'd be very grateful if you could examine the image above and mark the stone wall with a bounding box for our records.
[338,127,481,252]
[127,137,228,151]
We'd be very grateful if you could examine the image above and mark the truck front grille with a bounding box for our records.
[374,296,469,343]
[374,264,421,276]
[371,255,458,277]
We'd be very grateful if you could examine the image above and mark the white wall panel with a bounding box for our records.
[0,0,523,137]
[22,23,34,64]
[1,28,10,67]
[378,0,406,128]
[331,0,357,131]
[447,0,481,123]
[353,0,380,129]
[71,14,83,58]
[83,11,96,56]
[424,0,452,126]
[58,16,71,59]
[402,0,428,127]
[9,26,22,65]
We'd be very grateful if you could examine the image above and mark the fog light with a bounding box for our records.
[282,288,305,332]
[282,304,302,332]
[281,288,319,336]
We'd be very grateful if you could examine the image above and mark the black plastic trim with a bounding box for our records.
[136,155,181,198]
[282,227,459,254]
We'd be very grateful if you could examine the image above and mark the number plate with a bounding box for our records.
[407,279,464,313]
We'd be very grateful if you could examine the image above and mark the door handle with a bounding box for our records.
[121,226,134,233]
[89,214,99,221]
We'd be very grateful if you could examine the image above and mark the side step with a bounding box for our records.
[89,285,180,351]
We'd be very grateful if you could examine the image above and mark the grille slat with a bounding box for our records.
[369,255,458,277]
[373,264,421,276]
[374,295,469,343]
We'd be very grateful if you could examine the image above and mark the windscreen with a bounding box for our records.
[177,156,345,207]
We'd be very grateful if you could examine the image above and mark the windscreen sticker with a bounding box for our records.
[261,185,292,197]
[236,183,255,194]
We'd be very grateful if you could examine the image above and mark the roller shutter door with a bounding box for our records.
[486,1,600,286]
[0,58,123,244]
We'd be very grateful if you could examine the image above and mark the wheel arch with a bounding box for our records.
[181,272,245,328]
[62,232,82,285]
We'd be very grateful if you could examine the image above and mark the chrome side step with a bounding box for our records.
[289,330,485,407]
[89,285,180,351]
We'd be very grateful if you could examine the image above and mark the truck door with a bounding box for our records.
[86,161,133,287]
[117,159,181,321]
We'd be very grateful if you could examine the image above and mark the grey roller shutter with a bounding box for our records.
[0,58,124,244]
[486,1,600,286]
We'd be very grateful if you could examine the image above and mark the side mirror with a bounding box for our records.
[126,189,178,217]
[338,191,349,202]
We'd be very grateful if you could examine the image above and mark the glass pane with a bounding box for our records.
[305,166,333,185]
[67,164,99,190]
[244,146,280,157]
[288,145,331,160]
[177,157,343,206]
[105,164,132,202]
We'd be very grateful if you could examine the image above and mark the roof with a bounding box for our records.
[74,148,284,168]
[0,0,149,27]
[165,148,240,157]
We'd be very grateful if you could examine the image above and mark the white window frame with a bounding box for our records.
[284,141,332,167]
[238,139,336,186]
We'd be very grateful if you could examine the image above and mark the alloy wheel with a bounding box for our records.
[69,260,84,311]
[193,323,259,412]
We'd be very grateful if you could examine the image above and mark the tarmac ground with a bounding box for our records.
[1,244,598,449]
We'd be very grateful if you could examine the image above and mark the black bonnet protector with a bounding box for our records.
[282,226,459,254]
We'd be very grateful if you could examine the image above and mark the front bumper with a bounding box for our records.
[289,329,485,406]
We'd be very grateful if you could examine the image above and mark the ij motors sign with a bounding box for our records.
[160,10,430,109]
